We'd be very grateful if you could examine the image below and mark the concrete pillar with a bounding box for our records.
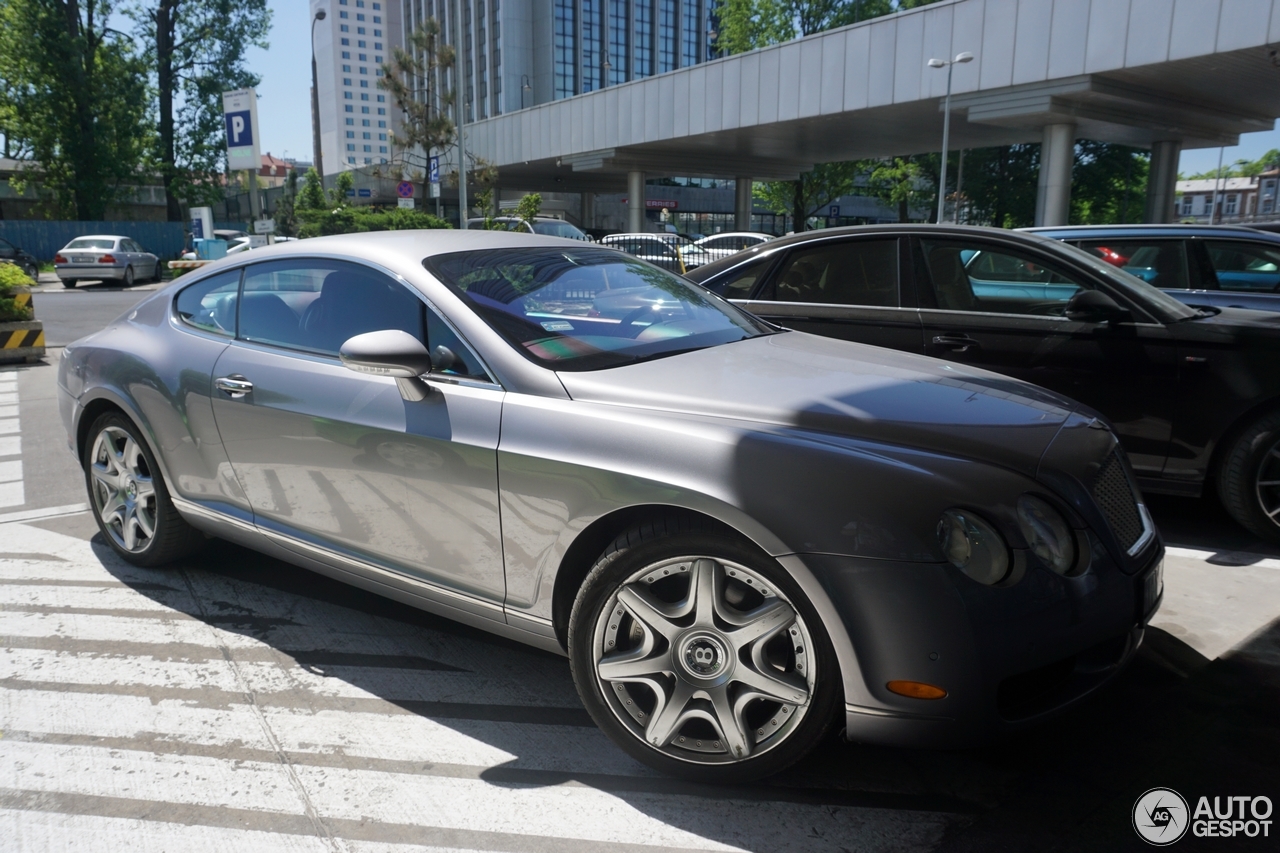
[581,192,595,230]
[734,177,753,231]
[627,170,645,233]
[1035,123,1076,227]
[1145,140,1182,224]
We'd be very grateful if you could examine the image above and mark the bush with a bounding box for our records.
[0,262,35,322]
[297,205,451,238]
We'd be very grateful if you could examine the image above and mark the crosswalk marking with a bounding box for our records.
[0,520,956,851]
[0,371,19,507]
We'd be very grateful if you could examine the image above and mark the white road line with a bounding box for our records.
[0,809,331,853]
[0,373,20,507]
[0,503,89,524]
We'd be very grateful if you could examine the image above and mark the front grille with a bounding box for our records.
[1091,451,1144,551]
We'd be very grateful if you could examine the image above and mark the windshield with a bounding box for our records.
[426,247,773,371]
[530,220,588,239]
[1048,239,1201,321]
[66,238,116,250]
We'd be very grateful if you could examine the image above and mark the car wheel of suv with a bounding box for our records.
[83,412,205,567]
[122,266,135,287]
[1218,409,1280,544]
[568,516,838,782]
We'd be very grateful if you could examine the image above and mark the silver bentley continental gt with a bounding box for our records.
[58,231,1164,781]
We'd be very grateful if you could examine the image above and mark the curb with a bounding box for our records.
[1,287,46,364]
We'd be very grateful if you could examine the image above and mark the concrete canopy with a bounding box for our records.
[462,0,1280,195]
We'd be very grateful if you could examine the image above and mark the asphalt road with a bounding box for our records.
[29,274,160,347]
[3,299,1279,851]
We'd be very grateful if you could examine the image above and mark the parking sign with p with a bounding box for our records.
[222,88,260,171]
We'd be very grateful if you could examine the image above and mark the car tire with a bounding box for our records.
[1218,409,1280,544]
[123,266,135,287]
[22,262,38,281]
[567,516,839,782]
[83,412,205,567]
[62,279,77,289]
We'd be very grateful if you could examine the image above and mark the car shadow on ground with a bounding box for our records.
[82,499,1280,853]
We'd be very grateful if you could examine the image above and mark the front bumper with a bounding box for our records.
[802,537,1162,749]
[56,265,127,281]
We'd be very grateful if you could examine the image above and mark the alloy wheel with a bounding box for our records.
[591,556,816,764]
[88,425,157,553]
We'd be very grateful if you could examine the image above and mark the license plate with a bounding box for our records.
[1141,559,1163,620]
[73,256,92,263]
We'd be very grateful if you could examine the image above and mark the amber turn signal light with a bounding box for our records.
[886,680,947,700]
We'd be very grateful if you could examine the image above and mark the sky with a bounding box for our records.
[245,1,1280,175]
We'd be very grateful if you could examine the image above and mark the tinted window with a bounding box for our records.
[426,247,771,371]
[920,239,1084,315]
[1205,241,1280,292]
[176,270,241,336]
[66,238,116,250]
[706,258,771,299]
[771,239,898,307]
[1073,240,1189,289]
[240,260,424,355]
[530,220,588,239]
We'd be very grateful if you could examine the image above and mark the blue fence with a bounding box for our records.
[0,220,248,262]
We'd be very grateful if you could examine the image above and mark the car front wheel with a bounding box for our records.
[568,518,838,782]
[1218,409,1280,544]
[84,412,205,566]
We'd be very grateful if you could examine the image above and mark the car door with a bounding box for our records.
[913,235,1180,480]
[209,257,507,605]
[734,236,924,352]
[1197,239,1280,310]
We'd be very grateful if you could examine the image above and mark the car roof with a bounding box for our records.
[67,235,125,241]
[204,229,595,262]
[1024,224,1280,241]
[698,232,772,239]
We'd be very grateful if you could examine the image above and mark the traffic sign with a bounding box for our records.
[428,156,440,184]
[398,197,416,209]
[253,219,276,234]
[829,205,840,217]
[397,181,414,198]
[357,188,372,198]
[222,89,260,171]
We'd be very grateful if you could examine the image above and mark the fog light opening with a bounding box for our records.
[886,680,948,700]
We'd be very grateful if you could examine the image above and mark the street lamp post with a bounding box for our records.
[310,9,327,176]
[928,51,973,224]
[521,74,531,109]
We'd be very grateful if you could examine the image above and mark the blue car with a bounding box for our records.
[1026,225,1280,313]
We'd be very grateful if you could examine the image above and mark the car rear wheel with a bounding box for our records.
[1218,409,1280,544]
[568,517,838,782]
[22,262,38,281]
[122,266,135,287]
[83,412,205,567]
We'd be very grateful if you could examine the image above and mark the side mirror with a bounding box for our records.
[1065,289,1129,323]
[430,345,457,372]
[339,330,435,401]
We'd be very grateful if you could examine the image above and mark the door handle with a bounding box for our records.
[931,334,980,353]
[214,375,254,397]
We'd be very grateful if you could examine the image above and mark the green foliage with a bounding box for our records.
[0,264,35,321]
[297,168,327,211]
[379,19,457,198]
[1185,149,1280,180]
[273,167,300,238]
[1070,142,1148,225]
[755,162,860,230]
[330,171,356,207]
[953,145,1040,228]
[867,157,927,222]
[127,0,272,219]
[297,205,451,238]
[714,1,943,55]
[515,193,543,227]
[0,0,152,220]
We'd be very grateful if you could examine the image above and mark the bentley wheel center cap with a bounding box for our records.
[679,633,730,679]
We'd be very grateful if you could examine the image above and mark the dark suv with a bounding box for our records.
[0,236,39,281]
[1027,225,1280,312]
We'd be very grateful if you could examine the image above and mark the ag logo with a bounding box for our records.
[1134,788,1190,845]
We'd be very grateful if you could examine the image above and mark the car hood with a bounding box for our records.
[557,331,1077,476]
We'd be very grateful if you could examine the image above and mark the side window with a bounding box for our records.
[425,308,489,381]
[175,269,241,336]
[1204,241,1280,292]
[1073,240,1189,290]
[240,259,424,355]
[771,239,898,307]
[919,239,1084,316]
[705,258,771,299]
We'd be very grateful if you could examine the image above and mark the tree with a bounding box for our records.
[515,193,543,228]
[755,162,860,229]
[379,19,457,201]
[296,167,327,212]
[1070,142,1148,225]
[956,145,1040,228]
[0,0,151,219]
[867,157,926,222]
[128,0,271,221]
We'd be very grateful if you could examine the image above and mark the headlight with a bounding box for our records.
[937,509,1010,585]
[1016,495,1076,575]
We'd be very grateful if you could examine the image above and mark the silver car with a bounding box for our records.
[54,235,161,288]
[695,231,775,261]
[58,231,1163,781]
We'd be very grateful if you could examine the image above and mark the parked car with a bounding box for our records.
[694,231,775,261]
[59,231,1161,780]
[600,232,712,272]
[466,216,592,240]
[1028,224,1280,313]
[181,235,253,261]
[689,224,1280,544]
[54,235,160,288]
[0,236,40,280]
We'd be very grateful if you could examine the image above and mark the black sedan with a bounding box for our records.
[1028,224,1280,313]
[688,224,1280,544]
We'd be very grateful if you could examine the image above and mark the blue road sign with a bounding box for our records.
[225,111,253,147]
[428,156,440,184]
[357,188,372,198]
[829,205,840,218]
